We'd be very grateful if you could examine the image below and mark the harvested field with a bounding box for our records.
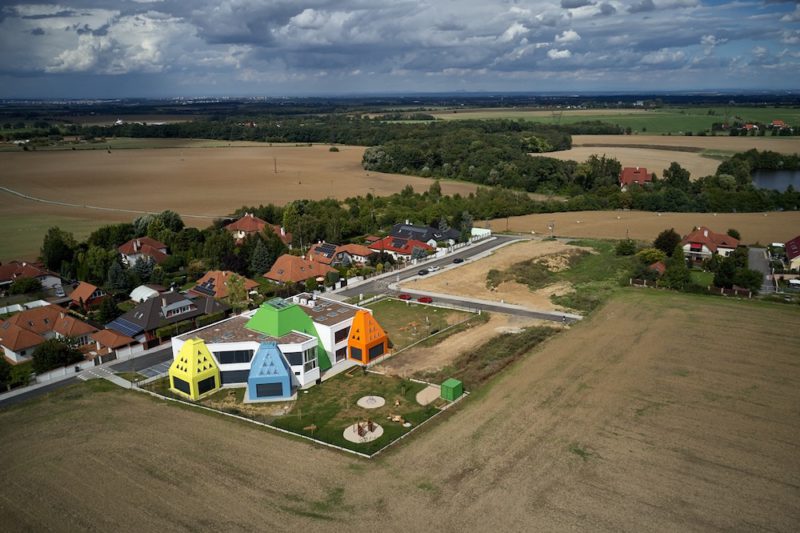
[540,135,800,179]
[0,143,478,261]
[537,146,720,180]
[400,240,588,312]
[2,291,798,531]
[481,210,800,244]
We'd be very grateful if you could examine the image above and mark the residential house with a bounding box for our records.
[680,226,739,263]
[69,282,107,309]
[307,242,375,267]
[168,296,388,401]
[368,236,433,261]
[263,254,336,285]
[619,167,652,190]
[224,213,292,247]
[106,291,229,348]
[189,271,260,300]
[0,304,120,365]
[0,261,63,292]
[785,235,800,271]
[390,222,461,248]
[118,237,169,266]
[649,261,666,276]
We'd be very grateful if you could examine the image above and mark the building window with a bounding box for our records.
[197,375,216,395]
[368,343,385,360]
[335,346,347,362]
[303,348,317,372]
[283,351,302,366]
[172,376,190,395]
[334,327,350,343]
[213,349,254,364]
[256,382,284,397]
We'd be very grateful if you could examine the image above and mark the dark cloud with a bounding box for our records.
[598,3,616,16]
[30,27,44,35]
[628,0,656,14]
[561,0,593,8]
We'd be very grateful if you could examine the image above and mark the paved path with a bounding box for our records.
[79,367,133,388]
[748,247,774,293]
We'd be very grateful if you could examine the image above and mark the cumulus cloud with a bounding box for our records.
[780,5,800,22]
[555,29,581,43]
[0,0,796,96]
[547,48,572,59]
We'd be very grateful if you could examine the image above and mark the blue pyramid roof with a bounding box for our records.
[249,342,290,379]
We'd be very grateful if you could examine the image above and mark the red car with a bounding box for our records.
[398,294,412,300]
[417,296,433,304]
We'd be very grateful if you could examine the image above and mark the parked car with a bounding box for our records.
[417,296,433,303]
[398,293,412,300]
[54,285,66,297]
[428,265,441,272]
[418,269,429,276]
[452,258,464,264]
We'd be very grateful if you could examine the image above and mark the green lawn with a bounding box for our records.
[144,371,442,455]
[431,106,800,134]
[273,371,440,454]
[690,270,714,287]
[0,213,104,262]
[366,298,472,350]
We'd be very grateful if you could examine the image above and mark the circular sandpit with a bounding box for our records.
[343,422,384,443]
[357,395,386,409]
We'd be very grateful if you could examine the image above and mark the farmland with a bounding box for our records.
[0,143,479,261]
[482,209,800,244]
[1,290,798,530]
[431,106,800,134]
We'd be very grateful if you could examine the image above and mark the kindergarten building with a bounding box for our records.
[168,294,388,402]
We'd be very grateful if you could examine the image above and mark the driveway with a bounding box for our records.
[748,247,774,293]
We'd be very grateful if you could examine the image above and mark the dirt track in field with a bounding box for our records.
[481,210,800,245]
[571,134,800,154]
[400,239,581,311]
[2,290,797,531]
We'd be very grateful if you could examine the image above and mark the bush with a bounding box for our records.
[155,319,195,340]
[329,146,339,152]
[9,277,42,295]
[32,338,83,374]
[615,239,636,256]
[196,311,225,328]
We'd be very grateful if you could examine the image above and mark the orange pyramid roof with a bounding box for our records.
[349,310,386,346]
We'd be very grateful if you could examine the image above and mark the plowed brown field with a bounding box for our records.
[2,290,798,531]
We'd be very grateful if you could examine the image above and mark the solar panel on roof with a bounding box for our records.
[107,318,142,337]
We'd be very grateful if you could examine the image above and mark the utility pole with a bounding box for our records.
[273,157,277,174]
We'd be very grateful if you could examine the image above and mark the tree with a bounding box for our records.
[615,239,636,256]
[84,245,116,284]
[662,162,691,191]
[107,261,131,291]
[713,256,737,288]
[9,277,42,295]
[202,230,235,269]
[132,214,155,237]
[155,210,185,233]
[733,269,762,293]
[32,338,83,374]
[131,256,155,283]
[304,277,318,292]
[460,211,474,243]
[428,180,442,199]
[636,248,667,265]
[226,273,249,312]
[0,357,11,391]
[249,238,271,276]
[727,228,741,240]
[654,228,682,256]
[96,296,121,323]
[41,227,76,271]
[662,245,691,290]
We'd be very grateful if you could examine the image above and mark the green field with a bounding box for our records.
[432,106,800,134]
[0,212,106,262]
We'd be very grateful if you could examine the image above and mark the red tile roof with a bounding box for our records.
[70,282,104,305]
[118,237,169,264]
[0,304,98,353]
[264,254,336,284]
[337,243,375,258]
[619,167,651,187]
[0,322,44,352]
[189,271,260,299]
[0,261,57,284]
[649,261,666,275]
[91,329,135,349]
[785,235,800,261]
[225,213,293,246]
[680,226,739,253]
[771,120,786,127]
[368,236,433,256]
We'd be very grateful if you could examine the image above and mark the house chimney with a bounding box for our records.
[405,219,410,225]
[280,226,286,236]
[59,312,64,319]
[162,297,167,307]
[703,229,708,237]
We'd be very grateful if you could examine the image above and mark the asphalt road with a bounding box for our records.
[0,346,174,409]
[748,247,774,293]
[337,235,520,299]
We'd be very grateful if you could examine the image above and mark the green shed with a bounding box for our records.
[440,378,463,401]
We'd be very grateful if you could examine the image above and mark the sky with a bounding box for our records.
[0,0,798,98]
